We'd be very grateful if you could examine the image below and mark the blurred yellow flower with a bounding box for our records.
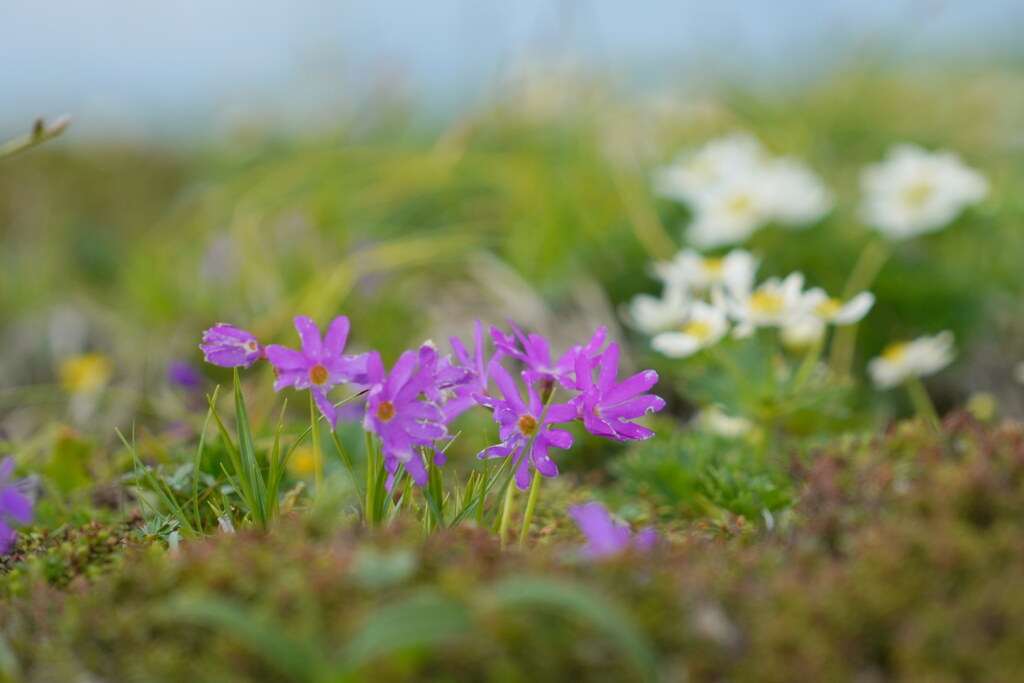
[287,446,316,478]
[59,353,114,393]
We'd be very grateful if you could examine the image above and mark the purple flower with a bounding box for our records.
[1,458,34,555]
[363,350,449,489]
[265,316,368,428]
[568,501,656,560]
[418,343,475,407]
[473,360,577,490]
[491,322,606,391]
[200,324,265,368]
[167,360,204,390]
[442,320,502,422]
[572,342,665,441]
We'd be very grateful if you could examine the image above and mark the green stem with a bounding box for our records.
[792,332,826,389]
[365,431,378,526]
[498,481,515,548]
[309,395,325,504]
[905,376,941,430]
[0,116,70,161]
[518,468,543,549]
[829,239,890,376]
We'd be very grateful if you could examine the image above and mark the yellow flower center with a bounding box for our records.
[376,400,396,422]
[309,364,329,385]
[903,182,933,208]
[703,257,725,277]
[882,342,908,362]
[725,193,753,216]
[517,415,539,436]
[815,298,842,318]
[749,290,785,315]
[683,320,713,341]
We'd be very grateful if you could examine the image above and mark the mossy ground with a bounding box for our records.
[3,415,1024,682]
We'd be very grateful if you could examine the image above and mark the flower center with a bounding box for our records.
[815,298,842,318]
[703,257,725,278]
[517,414,538,436]
[246,341,258,351]
[683,320,712,341]
[903,182,933,208]
[376,400,396,422]
[882,342,908,362]
[749,290,784,315]
[725,193,753,216]
[309,364,329,385]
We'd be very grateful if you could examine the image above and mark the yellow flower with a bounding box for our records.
[287,447,317,478]
[59,353,114,394]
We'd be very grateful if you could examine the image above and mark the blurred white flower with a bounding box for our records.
[653,132,768,204]
[626,286,690,335]
[655,133,832,248]
[803,289,875,325]
[1015,361,1024,386]
[699,406,754,439]
[867,331,956,390]
[860,144,988,240]
[726,272,808,336]
[652,248,758,298]
[651,300,729,358]
[780,315,826,350]
[686,176,775,248]
[766,157,833,226]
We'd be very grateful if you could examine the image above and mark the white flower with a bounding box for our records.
[699,406,754,439]
[655,133,833,248]
[780,289,874,350]
[726,272,808,336]
[686,174,775,248]
[626,286,690,335]
[652,248,758,298]
[867,331,956,390]
[651,300,729,358]
[860,144,988,240]
[766,157,833,226]
[780,315,826,350]
[652,132,769,204]
[1015,362,1024,386]
[802,289,875,325]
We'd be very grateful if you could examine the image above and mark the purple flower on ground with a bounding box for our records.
[418,343,475,408]
[572,342,665,441]
[1,458,34,555]
[200,324,265,368]
[491,322,606,391]
[473,360,577,490]
[265,316,369,428]
[167,361,204,390]
[443,320,502,422]
[363,350,449,489]
[568,501,656,560]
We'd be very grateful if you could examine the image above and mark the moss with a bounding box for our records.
[3,415,1024,681]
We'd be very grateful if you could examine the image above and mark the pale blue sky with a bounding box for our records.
[2,0,1021,139]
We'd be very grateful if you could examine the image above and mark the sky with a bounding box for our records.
[2,0,1022,140]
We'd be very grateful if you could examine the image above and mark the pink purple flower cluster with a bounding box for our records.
[200,317,665,491]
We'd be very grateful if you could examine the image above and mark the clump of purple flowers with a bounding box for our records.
[474,322,665,490]
[198,317,664,492]
[568,501,656,559]
[1,457,34,555]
